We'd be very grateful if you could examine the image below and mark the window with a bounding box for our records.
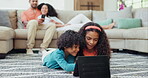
[118,0,148,10]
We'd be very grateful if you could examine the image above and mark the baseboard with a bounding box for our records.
[0,53,7,59]
[8,49,26,54]
[113,49,148,56]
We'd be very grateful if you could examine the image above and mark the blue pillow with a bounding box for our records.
[97,19,112,26]
[116,18,142,29]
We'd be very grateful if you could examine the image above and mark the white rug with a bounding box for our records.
[0,51,148,78]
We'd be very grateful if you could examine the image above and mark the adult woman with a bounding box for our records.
[37,3,115,29]
[37,3,65,27]
[77,22,111,58]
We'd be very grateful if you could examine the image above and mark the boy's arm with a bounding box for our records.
[55,54,75,72]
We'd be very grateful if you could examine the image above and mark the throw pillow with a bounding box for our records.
[106,6,133,27]
[116,18,142,29]
[97,19,112,26]
[0,10,11,27]
[17,10,24,29]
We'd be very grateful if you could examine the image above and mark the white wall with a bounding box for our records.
[104,0,117,11]
[49,0,65,10]
[0,0,65,10]
[0,0,117,11]
[0,0,29,9]
[64,0,74,10]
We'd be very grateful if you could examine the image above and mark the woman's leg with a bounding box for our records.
[40,23,56,49]
[101,22,115,29]
[67,14,91,24]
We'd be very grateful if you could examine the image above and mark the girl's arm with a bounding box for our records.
[50,19,62,24]
[55,24,71,27]
[50,17,65,25]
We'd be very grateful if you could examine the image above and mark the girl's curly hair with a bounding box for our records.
[37,3,58,17]
[57,30,81,50]
[78,22,111,58]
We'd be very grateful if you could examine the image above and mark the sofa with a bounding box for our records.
[0,7,148,58]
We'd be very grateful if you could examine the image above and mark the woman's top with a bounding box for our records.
[38,15,64,25]
[43,49,75,72]
[83,49,97,56]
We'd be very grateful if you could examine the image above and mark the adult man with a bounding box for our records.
[21,0,56,54]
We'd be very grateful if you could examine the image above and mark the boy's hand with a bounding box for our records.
[69,71,74,74]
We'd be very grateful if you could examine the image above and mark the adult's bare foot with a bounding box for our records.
[108,22,115,29]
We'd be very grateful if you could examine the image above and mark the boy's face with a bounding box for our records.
[29,0,38,9]
[65,45,80,56]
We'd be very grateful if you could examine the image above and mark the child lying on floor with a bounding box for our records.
[42,30,81,72]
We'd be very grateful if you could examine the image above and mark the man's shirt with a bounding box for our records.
[21,8,41,22]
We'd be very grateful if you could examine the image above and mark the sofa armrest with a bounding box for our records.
[0,26,14,40]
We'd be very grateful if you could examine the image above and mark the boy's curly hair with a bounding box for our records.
[78,22,111,58]
[57,30,81,50]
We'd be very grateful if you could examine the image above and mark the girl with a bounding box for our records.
[77,22,111,58]
[42,30,81,72]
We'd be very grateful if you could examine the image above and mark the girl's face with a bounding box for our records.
[65,45,80,56]
[85,31,99,50]
[41,5,48,15]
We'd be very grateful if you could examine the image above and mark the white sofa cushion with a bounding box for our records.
[123,27,148,39]
[92,11,107,22]
[105,29,126,39]
[56,10,91,24]
[133,8,148,27]
[106,6,132,19]
[14,29,58,40]
[0,27,14,40]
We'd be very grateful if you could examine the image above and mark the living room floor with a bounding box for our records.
[0,49,148,78]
